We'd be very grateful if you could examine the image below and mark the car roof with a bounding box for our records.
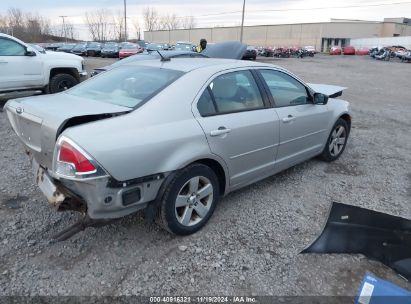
[124,58,277,73]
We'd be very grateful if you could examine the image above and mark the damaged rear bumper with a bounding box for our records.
[32,158,165,219]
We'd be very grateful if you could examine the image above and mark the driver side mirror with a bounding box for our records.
[313,93,329,105]
[25,49,36,56]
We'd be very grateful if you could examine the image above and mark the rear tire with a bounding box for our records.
[49,73,79,94]
[156,164,220,235]
[319,118,350,162]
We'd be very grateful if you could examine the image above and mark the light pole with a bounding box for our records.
[59,16,68,42]
[124,0,127,41]
[240,0,246,42]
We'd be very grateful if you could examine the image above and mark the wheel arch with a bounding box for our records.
[49,67,80,82]
[190,158,228,196]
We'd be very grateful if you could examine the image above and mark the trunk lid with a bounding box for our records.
[4,93,130,169]
[202,41,247,60]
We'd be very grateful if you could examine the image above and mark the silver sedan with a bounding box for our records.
[5,58,351,235]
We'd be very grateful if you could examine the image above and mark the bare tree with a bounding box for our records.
[180,16,197,29]
[143,7,159,31]
[132,17,141,40]
[84,9,112,41]
[112,11,125,41]
[159,13,180,30]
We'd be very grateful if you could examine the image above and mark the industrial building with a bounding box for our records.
[144,17,411,51]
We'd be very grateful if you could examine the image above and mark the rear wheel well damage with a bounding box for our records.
[50,67,80,82]
[192,159,226,196]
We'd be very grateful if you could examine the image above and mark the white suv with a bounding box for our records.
[0,33,87,95]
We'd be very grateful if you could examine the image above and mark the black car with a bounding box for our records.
[101,44,119,58]
[86,42,102,57]
[45,43,64,51]
[90,50,207,77]
[242,46,257,60]
[71,43,88,56]
[56,43,76,53]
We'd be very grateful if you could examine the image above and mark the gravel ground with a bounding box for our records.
[0,55,410,296]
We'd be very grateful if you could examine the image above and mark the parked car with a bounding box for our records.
[261,47,275,57]
[343,46,356,55]
[355,47,369,56]
[85,42,102,57]
[303,46,317,53]
[45,43,64,51]
[0,33,87,95]
[175,41,196,52]
[56,43,77,53]
[71,43,88,56]
[401,51,411,62]
[242,46,257,60]
[329,46,342,55]
[101,44,119,58]
[5,48,351,235]
[146,43,165,52]
[91,50,207,77]
[119,44,143,59]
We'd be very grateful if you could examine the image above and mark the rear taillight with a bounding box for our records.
[54,137,105,178]
[59,141,96,173]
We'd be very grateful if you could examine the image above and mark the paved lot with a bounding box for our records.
[1,55,410,296]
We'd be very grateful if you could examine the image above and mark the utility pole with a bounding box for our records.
[240,0,246,42]
[59,15,68,42]
[124,0,127,41]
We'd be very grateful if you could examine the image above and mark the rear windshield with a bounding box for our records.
[67,66,183,108]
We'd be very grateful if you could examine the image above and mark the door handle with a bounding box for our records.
[210,127,231,137]
[0,61,8,64]
[282,115,297,123]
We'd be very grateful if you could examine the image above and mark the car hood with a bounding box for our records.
[307,83,347,98]
[45,50,83,61]
[4,94,130,169]
[202,41,247,59]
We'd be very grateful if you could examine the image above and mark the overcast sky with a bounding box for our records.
[1,0,410,40]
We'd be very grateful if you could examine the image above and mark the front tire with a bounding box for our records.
[156,164,220,235]
[49,73,79,94]
[320,118,350,162]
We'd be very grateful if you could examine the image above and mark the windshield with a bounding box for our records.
[147,44,163,51]
[175,44,193,51]
[122,44,138,50]
[111,54,156,67]
[29,44,46,54]
[67,66,183,108]
[73,43,86,50]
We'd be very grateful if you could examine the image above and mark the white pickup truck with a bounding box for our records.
[0,33,87,96]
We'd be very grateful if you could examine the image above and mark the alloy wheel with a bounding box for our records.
[329,125,347,157]
[175,176,213,227]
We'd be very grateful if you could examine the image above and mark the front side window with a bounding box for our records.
[259,70,309,107]
[67,66,183,108]
[206,70,264,114]
[0,38,26,56]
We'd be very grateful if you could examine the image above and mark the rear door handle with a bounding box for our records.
[282,115,297,123]
[210,127,231,137]
[0,61,8,64]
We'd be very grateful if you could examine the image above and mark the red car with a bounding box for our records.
[119,44,143,59]
[343,46,356,55]
[329,46,342,55]
[356,48,369,56]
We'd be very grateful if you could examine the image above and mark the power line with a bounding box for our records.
[174,1,411,19]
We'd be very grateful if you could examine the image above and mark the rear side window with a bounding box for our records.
[67,66,183,108]
[259,70,309,107]
[0,38,26,56]
[197,88,217,116]
[197,70,264,116]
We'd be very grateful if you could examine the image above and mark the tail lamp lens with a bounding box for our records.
[57,141,96,176]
